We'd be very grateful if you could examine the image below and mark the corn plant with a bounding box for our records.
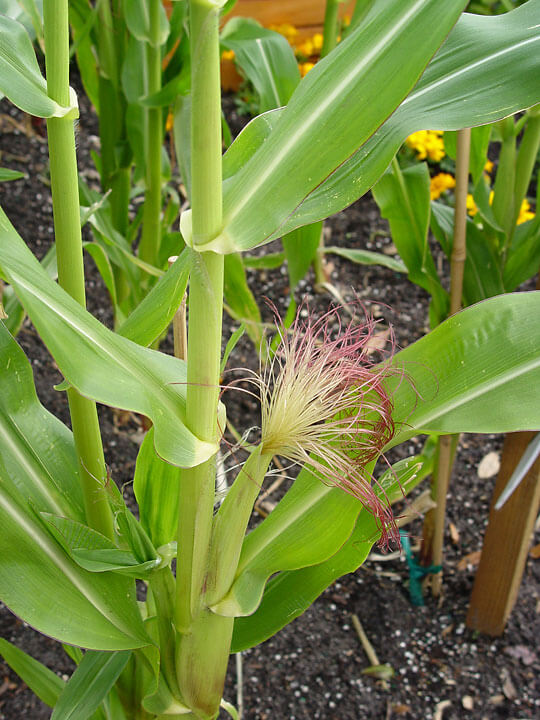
[1,1,540,718]
[369,5,540,585]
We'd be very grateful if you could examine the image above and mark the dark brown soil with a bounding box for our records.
[0,90,539,720]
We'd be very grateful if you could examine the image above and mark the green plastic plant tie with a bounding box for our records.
[400,530,441,607]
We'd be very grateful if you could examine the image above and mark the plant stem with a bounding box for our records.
[43,0,113,539]
[492,117,516,241]
[321,0,342,58]
[349,0,374,31]
[449,128,471,315]
[139,0,163,266]
[97,0,130,306]
[175,1,228,715]
[316,0,342,289]
[206,447,272,607]
[511,105,540,233]
[148,568,181,698]
[391,156,424,246]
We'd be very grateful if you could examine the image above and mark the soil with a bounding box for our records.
[0,87,539,720]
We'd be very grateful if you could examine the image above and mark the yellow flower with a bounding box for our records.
[269,23,298,43]
[165,111,174,134]
[430,173,456,200]
[297,38,314,58]
[466,194,478,216]
[484,159,494,174]
[405,130,445,162]
[312,33,324,52]
[221,49,235,61]
[517,198,535,224]
[299,62,315,77]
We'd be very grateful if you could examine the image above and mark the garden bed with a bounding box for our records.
[0,88,539,720]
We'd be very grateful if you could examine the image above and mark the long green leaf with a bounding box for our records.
[212,471,362,617]
[503,220,540,292]
[51,650,131,720]
[0,167,24,181]
[221,17,300,113]
[40,513,159,577]
[224,253,262,346]
[0,323,84,519]
[387,292,540,446]
[124,0,169,46]
[230,455,427,651]
[182,0,467,252]
[0,14,77,118]
[444,124,492,185]
[0,477,150,650]
[277,2,540,236]
[324,246,407,274]
[117,249,192,347]
[133,427,180,549]
[372,162,448,325]
[282,222,323,291]
[0,210,218,467]
[213,456,423,618]
[430,202,505,304]
[0,638,65,708]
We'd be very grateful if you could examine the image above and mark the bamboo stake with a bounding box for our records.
[422,128,471,596]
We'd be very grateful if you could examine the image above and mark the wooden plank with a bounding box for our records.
[466,431,540,636]
[226,0,356,29]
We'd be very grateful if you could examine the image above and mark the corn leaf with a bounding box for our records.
[133,427,181,549]
[0,476,150,649]
[0,209,218,467]
[230,456,426,650]
[0,323,84,519]
[214,2,540,249]
[278,2,540,236]
[51,650,131,720]
[214,458,422,618]
[0,638,65,708]
[220,17,300,113]
[186,0,468,252]
[0,14,77,118]
[388,292,540,445]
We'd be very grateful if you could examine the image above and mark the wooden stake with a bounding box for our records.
[466,431,540,635]
[421,128,471,596]
[429,435,453,596]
